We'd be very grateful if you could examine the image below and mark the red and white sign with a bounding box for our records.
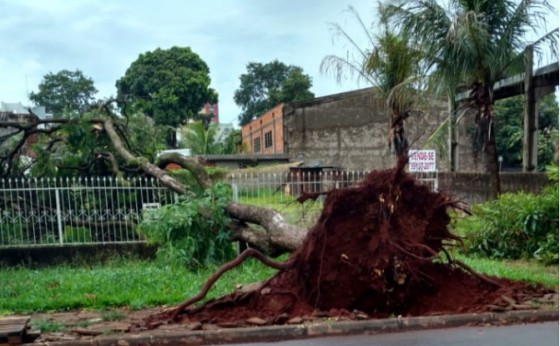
[409,150,437,172]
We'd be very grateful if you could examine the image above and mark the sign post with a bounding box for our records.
[408,150,437,172]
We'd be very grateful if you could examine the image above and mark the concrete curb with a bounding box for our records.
[30,309,558,346]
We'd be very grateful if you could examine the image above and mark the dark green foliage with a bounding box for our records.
[0,224,24,245]
[116,47,217,138]
[494,94,559,170]
[234,60,314,126]
[456,167,559,264]
[63,226,92,243]
[31,113,166,177]
[138,183,235,268]
[29,69,98,116]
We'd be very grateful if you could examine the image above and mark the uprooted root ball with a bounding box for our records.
[144,159,550,328]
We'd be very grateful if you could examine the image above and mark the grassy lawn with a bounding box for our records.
[0,257,280,315]
[1,253,556,315]
[236,188,323,229]
[452,252,559,288]
[1,187,556,315]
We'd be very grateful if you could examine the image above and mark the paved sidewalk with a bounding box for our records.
[30,309,558,346]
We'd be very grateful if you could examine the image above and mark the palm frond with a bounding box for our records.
[320,54,375,85]
[424,117,449,158]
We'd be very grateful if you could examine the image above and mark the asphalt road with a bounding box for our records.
[218,322,559,346]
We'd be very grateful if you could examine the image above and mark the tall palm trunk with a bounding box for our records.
[475,83,501,199]
[486,119,501,199]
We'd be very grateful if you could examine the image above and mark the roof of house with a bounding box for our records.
[0,102,52,119]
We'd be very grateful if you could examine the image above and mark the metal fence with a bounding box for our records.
[228,170,438,206]
[0,171,438,248]
[0,177,175,247]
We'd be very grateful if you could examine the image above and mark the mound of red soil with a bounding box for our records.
[146,158,550,328]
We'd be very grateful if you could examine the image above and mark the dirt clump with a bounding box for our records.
[143,158,551,329]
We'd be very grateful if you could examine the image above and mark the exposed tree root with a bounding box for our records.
[450,259,503,288]
[140,155,549,329]
[171,248,292,320]
[440,248,502,288]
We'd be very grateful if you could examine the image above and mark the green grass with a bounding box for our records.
[238,189,323,229]
[451,252,558,288]
[0,257,281,315]
[30,319,66,332]
[1,253,556,315]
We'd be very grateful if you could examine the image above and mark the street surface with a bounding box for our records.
[218,321,558,346]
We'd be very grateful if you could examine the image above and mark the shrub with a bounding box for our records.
[0,224,25,245]
[455,168,559,264]
[63,226,92,243]
[137,183,235,268]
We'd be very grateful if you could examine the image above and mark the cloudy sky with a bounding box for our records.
[1,0,558,126]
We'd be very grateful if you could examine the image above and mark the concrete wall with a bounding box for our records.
[439,172,549,205]
[283,88,448,170]
[454,106,489,172]
[0,243,157,267]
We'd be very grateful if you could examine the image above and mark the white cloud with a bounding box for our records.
[0,0,557,126]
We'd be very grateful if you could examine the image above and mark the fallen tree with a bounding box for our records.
[140,156,551,329]
[0,102,306,255]
[2,103,552,328]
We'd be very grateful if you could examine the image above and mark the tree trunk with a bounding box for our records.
[226,202,305,251]
[487,121,501,200]
[103,118,306,254]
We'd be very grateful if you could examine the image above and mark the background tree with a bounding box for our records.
[116,46,218,148]
[321,6,422,157]
[181,123,242,155]
[494,94,559,170]
[221,129,243,154]
[381,0,557,198]
[181,122,222,155]
[29,69,97,116]
[234,60,314,126]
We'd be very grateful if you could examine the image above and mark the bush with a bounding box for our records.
[63,226,92,243]
[0,224,25,245]
[137,183,235,268]
[455,168,559,264]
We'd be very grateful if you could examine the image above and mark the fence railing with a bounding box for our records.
[0,171,437,248]
[0,177,175,247]
[228,170,438,206]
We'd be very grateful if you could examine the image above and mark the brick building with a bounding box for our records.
[241,103,284,154]
[199,103,219,123]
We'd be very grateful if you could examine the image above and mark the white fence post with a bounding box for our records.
[55,188,64,245]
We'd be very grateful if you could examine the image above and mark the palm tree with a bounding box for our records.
[380,0,556,198]
[321,6,423,157]
[181,122,222,155]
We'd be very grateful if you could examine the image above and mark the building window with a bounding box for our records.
[253,137,261,153]
[264,131,273,148]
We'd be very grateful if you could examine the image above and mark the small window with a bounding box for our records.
[253,137,261,153]
[264,131,273,148]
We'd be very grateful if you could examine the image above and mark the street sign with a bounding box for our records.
[409,150,437,172]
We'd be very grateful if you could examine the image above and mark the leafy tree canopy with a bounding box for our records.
[494,94,559,170]
[30,112,168,178]
[381,0,557,197]
[29,69,98,116]
[321,6,423,156]
[180,123,240,155]
[234,60,314,126]
[116,46,218,131]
